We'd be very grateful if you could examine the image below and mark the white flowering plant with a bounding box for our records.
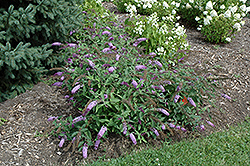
[47,10,220,158]
[178,0,250,43]
[125,12,189,65]
[115,0,180,22]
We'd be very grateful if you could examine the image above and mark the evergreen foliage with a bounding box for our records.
[0,0,85,102]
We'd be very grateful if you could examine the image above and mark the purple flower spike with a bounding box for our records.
[200,125,205,131]
[72,115,86,124]
[206,121,215,127]
[116,54,121,61]
[159,85,165,92]
[176,126,181,130]
[64,95,69,98]
[157,108,170,116]
[108,37,114,41]
[52,42,61,46]
[102,48,111,53]
[94,140,101,150]
[104,94,108,99]
[130,133,137,145]
[162,124,166,130]
[221,94,231,100]
[169,123,175,128]
[86,100,98,112]
[188,97,196,107]
[47,116,58,122]
[82,143,88,158]
[181,127,187,132]
[102,31,112,36]
[132,80,138,89]
[174,95,180,103]
[108,67,116,73]
[60,76,64,81]
[133,42,140,47]
[68,43,77,47]
[151,128,159,136]
[97,126,107,139]
[87,59,95,68]
[135,65,147,71]
[176,85,181,92]
[121,81,130,87]
[106,26,111,30]
[59,136,66,147]
[149,52,156,56]
[53,72,64,76]
[52,82,63,86]
[137,38,147,42]
[153,60,163,68]
[71,84,81,94]
[122,123,127,135]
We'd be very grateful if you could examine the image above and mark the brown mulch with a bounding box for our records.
[0,3,249,166]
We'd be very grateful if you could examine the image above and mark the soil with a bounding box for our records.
[0,3,249,166]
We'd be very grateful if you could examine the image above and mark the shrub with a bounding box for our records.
[48,10,218,158]
[178,0,250,43]
[0,0,86,102]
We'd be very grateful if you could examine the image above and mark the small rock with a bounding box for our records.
[56,152,62,155]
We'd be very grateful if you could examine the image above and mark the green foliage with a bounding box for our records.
[124,13,189,65]
[48,10,217,156]
[178,0,250,43]
[0,0,86,102]
[200,15,236,43]
[0,42,52,102]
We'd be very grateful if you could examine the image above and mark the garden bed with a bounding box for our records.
[0,2,250,165]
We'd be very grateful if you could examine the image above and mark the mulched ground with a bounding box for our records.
[0,3,249,166]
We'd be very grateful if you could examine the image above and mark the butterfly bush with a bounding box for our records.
[178,0,250,43]
[48,9,220,158]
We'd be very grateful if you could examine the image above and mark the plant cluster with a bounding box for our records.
[115,0,250,43]
[48,9,220,158]
[124,12,189,65]
[178,0,250,43]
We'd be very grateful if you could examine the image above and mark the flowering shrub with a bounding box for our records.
[48,10,219,158]
[178,0,250,43]
[125,12,189,65]
[115,0,180,22]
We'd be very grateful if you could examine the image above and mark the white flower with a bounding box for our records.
[189,0,194,3]
[206,1,213,10]
[246,6,250,13]
[176,16,181,20]
[203,11,208,15]
[175,26,186,36]
[241,12,246,17]
[204,18,210,25]
[230,6,238,14]
[175,23,180,27]
[171,1,175,6]
[175,3,180,8]
[207,15,212,21]
[220,5,225,10]
[163,1,169,8]
[224,10,231,18]
[197,27,201,31]
[234,13,241,20]
[240,20,245,26]
[186,3,192,9]
[195,16,200,21]
[210,10,218,17]
[233,23,241,31]
[172,10,176,15]
[240,5,246,11]
[239,0,247,3]
[225,37,231,42]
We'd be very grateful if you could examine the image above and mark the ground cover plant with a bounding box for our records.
[46,2,227,158]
